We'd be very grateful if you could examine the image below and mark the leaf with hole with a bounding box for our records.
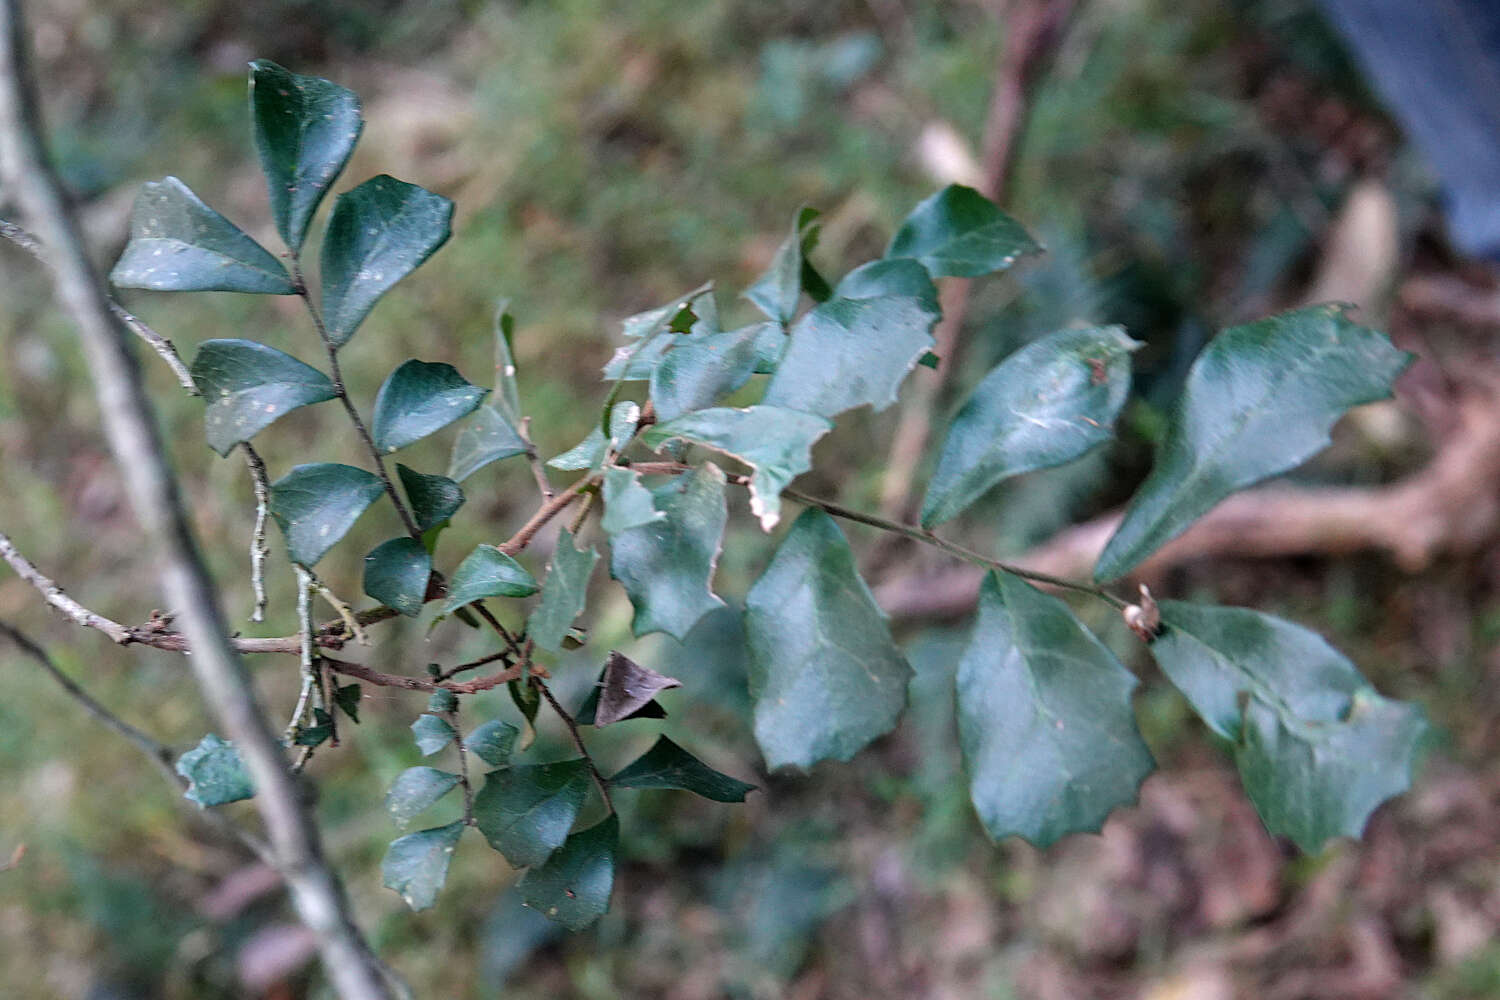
[385,766,460,828]
[744,508,911,770]
[268,463,384,566]
[610,736,755,802]
[371,360,487,453]
[442,545,538,613]
[957,571,1154,847]
[1095,305,1411,581]
[528,529,598,653]
[396,464,464,533]
[176,734,255,807]
[190,339,336,456]
[886,184,1041,278]
[411,713,457,756]
[472,761,591,868]
[110,177,295,294]
[519,815,617,930]
[382,820,463,912]
[320,175,453,344]
[466,720,519,768]
[922,326,1141,527]
[363,537,431,617]
[249,59,362,252]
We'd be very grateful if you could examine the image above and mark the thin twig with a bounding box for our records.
[322,656,527,695]
[434,649,510,682]
[242,443,271,623]
[286,566,317,743]
[446,707,474,824]
[535,678,613,814]
[0,530,134,643]
[519,416,554,500]
[497,474,594,556]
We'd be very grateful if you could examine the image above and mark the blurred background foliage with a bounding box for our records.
[3,1,1499,998]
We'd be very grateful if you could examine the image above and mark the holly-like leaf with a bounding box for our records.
[600,466,664,535]
[320,175,454,345]
[110,177,295,294]
[466,719,519,768]
[575,663,669,726]
[472,761,591,867]
[448,406,529,482]
[519,815,618,931]
[190,339,336,456]
[886,184,1042,278]
[528,529,599,652]
[385,766,460,828]
[745,207,820,325]
[396,464,464,533]
[761,283,942,419]
[957,571,1154,847]
[363,537,432,617]
[268,463,384,567]
[248,59,362,252]
[382,820,463,912]
[744,508,911,770]
[411,713,457,756]
[175,734,255,807]
[601,285,719,381]
[293,708,334,747]
[608,463,727,640]
[548,402,639,472]
[441,545,538,613]
[1151,601,1429,851]
[371,360,488,453]
[333,683,362,723]
[832,258,940,310]
[1095,305,1411,581]
[922,326,1141,527]
[641,406,831,532]
[593,651,681,726]
[609,736,755,802]
[649,322,764,422]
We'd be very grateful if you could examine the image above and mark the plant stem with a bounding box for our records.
[535,678,614,815]
[446,708,474,824]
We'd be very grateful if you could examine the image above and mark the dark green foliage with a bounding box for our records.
[268,463,385,567]
[609,736,756,802]
[371,360,488,454]
[886,183,1042,278]
[190,339,336,456]
[382,821,464,912]
[518,816,618,931]
[363,537,431,617]
[441,545,538,613]
[175,734,254,807]
[472,761,591,868]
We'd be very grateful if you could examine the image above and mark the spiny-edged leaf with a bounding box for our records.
[333,683,362,723]
[472,760,591,868]
[608,463,727,640]
[600,466,664,535]
[175,734,254,807]
[649,322,764,422]
[442,545,539,613]
[396,464,464,532]
[519,815,617,931]
[1095,305,1411,581]
[609,736,755,802]
[448,406,529,482]
[382,820,463,912]
[745,207,820,325]
[466,719,519,768]
[371,360,488,453]
[489,300,523,425]
[602,285,719,381]
[922,326,1141,527]
[320,175,454,345]
[833,257,940,310]
[575,664,669,726]
[642,407,830,532]
[249,59,362,252]
[744,508,911,770]
[528,529,599,652]
[1151,601,1429,851]
[887,184,1042,278]
[385,766,460,828]
[190,339,335,456]
[957,571,1154,847]
[268,463,384,566]
[110,177,295,294]
[594,651,681,726]
[761,282,942,419]
[363,536,431,617]
[549,402,639,472]
[411,713,457,756]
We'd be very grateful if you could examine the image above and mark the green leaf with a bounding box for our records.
[362,537,431,617]
[448,406,529,482]
[609,736,755,802]
[293,708,334,747]
[385,766,460,828]
[320,175,454,345]
[761,278,943,419]
[1151,601,1429,851]
[600,466,664,535]
[509,678,542,751]
[382,820,463,912]
[528,529,599,653]
[190,339,336,456]
[649,322,763,422]
[175,734,255,807]
[396,464,464,533]
[641,407,831,531]
[371,360,488,453]
[746,207,820,325]
[575,659,669,726]
[744,508,911,770]
[472,760,591,867]
[110,177,295,294]
[832,257,940,310]
[519,815,618,931]
[442,545,538,613]
[1095,305,1411,580]
[268,463,384,566]
[333,683,362,723]
[411,713,457,756]
[466,719,519,768]
[592,651,680,726]
[489,300,524,425]
[601,285,719,381]
[428,689,458,714]
[249,59,362,252]
[608,463,727,640]
[957,571,1154,847]
[548,402,639,472]
[921,326,1141,527]
[886,184,1042,278]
